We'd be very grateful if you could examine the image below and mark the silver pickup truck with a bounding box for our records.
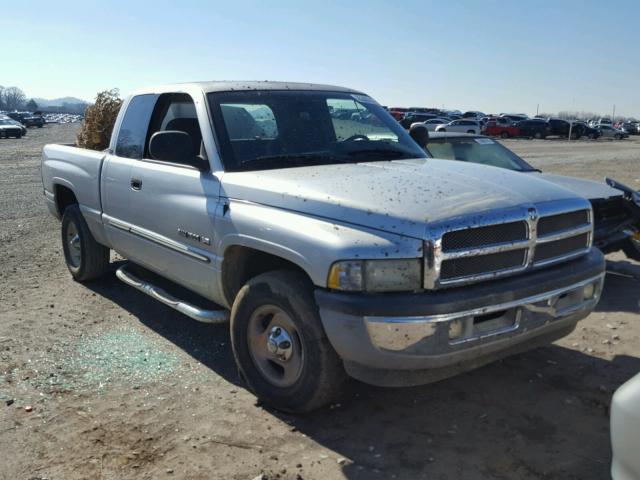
[42,81,605,412]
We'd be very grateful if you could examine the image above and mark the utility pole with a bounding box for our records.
[536,104,539,116]
[612,104,616,122]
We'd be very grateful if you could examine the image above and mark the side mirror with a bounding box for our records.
[409,123,429,149]
[149,130,208,170]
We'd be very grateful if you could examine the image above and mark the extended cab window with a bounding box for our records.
[115,94,157,159]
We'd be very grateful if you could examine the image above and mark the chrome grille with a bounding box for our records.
[425,205,593,289]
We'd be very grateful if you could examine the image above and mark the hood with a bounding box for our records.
[221,159,587,239]
[528,172,623,201]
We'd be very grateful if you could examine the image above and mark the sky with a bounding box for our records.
[2,0,639,117]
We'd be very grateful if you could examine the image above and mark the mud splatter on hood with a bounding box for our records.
[221,158,587,239]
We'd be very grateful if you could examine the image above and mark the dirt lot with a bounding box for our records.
[1,124,639,480]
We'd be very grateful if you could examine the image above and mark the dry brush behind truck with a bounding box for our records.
[41,82,605,412]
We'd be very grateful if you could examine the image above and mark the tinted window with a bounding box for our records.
[208,90,425,171]
[115,94,157,159]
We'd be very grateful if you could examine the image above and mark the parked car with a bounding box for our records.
[500,113,528,123]
[434,119,481,134]
[400,113,439,129]
[462,110,486,119]
[0,118,24,138]
[6,111,45,128]
[515,119,551,139]
[42,81,605,412]
[420,132,640,259]
[620,121,639,134]
[598,125,628,139]
[611,372,640,480]
[413,118,451,131]
[571,121,601,139]
[482,117,521,138]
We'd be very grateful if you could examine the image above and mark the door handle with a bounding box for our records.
[130,178,142,190]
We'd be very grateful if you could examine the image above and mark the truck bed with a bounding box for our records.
[41,144,106,219]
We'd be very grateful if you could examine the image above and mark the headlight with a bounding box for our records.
[327,259,422,292]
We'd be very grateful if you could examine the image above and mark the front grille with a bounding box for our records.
[442,221,527,251]
[537,210,589,236]
[440,249,527,280]
[534,233,590,263]
[428,206,593,288]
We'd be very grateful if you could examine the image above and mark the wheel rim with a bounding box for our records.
[66,221,82,268]
[247,304,304,388]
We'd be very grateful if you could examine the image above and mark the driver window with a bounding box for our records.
[145,93,205,161]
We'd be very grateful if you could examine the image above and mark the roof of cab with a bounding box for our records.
[131,81,365,96]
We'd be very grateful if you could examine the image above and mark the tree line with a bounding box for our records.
[0,85,87,114]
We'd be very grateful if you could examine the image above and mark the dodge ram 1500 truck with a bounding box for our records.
[42,81,606,412]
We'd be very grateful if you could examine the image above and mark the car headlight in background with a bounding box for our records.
[327,259,422,292]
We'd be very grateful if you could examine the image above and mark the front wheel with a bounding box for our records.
[230,270,346,413]
[61,204,110,281]
[467,130,476,134]
[501,131,510,139]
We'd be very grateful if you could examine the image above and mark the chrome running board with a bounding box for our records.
[116,265,229,324]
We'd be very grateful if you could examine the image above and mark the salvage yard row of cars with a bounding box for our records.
[0,111,83,139]
[392,107,638,140]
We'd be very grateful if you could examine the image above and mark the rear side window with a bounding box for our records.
[115,94,157,159]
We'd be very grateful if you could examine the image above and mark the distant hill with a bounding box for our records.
[33,97,88,108]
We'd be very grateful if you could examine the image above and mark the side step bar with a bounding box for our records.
[116,265,229,324]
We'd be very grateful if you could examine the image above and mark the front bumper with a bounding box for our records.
[315,249,605,386]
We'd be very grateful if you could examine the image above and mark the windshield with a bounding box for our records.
[425,137,537,172]
[208,90,426,171]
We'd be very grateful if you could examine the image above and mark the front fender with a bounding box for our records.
[216,200,424,287]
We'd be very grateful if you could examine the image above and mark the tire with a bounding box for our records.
[230,269,347,413]
[534,132,543,139]
[61,204,110,281]
[467,130,475,134]
[500,132,509,139]
[438,128,446,132]
[15,132,22,139]
[615,134,622,140]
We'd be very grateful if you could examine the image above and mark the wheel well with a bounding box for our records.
[221,246,311,305]
[55,185,78,216]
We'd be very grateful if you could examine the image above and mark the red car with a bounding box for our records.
[482,117,521,138]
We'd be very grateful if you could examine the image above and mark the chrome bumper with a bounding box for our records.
[365,274,604,353]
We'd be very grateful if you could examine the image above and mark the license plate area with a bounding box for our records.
[449,308,520,344]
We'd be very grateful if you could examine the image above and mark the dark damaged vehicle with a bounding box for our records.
[42,82,605,412]
[420,132,640,259]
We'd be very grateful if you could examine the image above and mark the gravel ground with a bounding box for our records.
[0,125,639,480]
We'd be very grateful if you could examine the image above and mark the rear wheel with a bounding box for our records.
[467,130,475,134]
[61,205,110,281]
[534,132,543,139]
[230,270,346,413]
[438,128,447,132]
[500,131,509,139]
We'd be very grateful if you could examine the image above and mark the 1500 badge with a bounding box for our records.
[177,228,211,246]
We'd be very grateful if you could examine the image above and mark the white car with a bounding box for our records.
[434,119,481,134]
[611,373,640,479]
[412,118,450,132]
